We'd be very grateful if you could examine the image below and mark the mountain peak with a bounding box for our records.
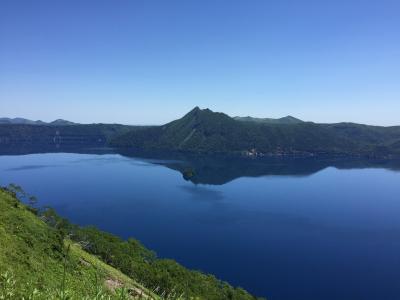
[280,116,303,123]
[184,107,215,118]
[50,119,76,125]
[165,107,234,133]
[188,106,212,114]
[182,107,232,121]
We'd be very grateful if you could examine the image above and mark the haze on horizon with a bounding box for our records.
[1,0,399,126]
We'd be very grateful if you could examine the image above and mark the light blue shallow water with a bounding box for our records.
[1,152,400,300]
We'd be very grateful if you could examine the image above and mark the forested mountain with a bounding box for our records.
[111,107,400,158]
[2,107,400,158]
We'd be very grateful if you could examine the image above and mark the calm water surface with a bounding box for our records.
[1,151,400,300]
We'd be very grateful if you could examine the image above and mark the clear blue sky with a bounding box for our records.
[1,0,399,125]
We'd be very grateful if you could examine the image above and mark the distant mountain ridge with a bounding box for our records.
[2,107,400,158]
[111,107,400,158]
[49,119,76,125]
[234,115,304,124]
[0,117,76,125]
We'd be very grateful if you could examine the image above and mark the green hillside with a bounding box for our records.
[111,107,400,157]
[0,186,262,300]
[0,187,158,299]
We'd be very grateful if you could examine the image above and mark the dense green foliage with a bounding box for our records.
[69,227,259,300]
[0,186,158,299]
[111,107,400,158]
[0,186,263,299]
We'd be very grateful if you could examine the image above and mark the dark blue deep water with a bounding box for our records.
[1,151,400,300]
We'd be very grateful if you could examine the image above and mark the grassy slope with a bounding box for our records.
[0,188,263,300]
[0,188,158,299]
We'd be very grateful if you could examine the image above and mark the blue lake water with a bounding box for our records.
[1,151,400,300]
